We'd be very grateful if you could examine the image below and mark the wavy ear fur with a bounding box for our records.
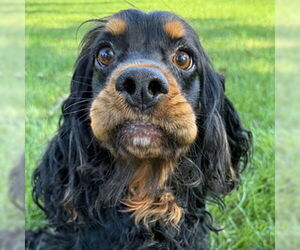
[219,74,252,190]
[194,51,252,197]
[32,22,109,227]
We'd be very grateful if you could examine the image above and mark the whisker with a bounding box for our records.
[64,107,91,115]
[65,99,92,111]
[74,76,94,80]
[71,80,93,87]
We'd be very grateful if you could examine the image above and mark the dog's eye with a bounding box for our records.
[172,50,193,70]
[97,47,115,66]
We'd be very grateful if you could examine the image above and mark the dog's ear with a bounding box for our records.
[195,57,252,196]
[222,94,252,176]
[32,22,107,226]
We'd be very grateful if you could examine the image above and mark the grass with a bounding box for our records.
[25,0,275,249]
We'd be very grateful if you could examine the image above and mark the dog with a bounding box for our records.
[27,9,252,249]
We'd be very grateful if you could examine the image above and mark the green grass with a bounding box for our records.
[25,0,275,249]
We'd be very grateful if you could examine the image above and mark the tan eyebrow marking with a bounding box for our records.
[105,18,127,35]
[164,20,185,39]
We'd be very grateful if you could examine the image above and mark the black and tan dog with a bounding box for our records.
[27,9,252,249]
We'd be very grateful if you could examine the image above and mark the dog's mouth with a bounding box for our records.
[119,121,163,146]
[115,120,168,159]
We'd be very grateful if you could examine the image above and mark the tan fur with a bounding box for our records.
[164,20,185,39]
[105,18,127,35]
[90,62,197,227]
[122,160,182,227]
[90,62,197,151]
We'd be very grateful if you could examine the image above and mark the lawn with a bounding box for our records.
[25,0,275,249]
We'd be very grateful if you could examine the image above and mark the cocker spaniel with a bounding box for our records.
[27,9,252,250]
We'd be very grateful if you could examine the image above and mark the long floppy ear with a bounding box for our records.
[195,53,252,196]
[32,22,108,226]
[220,76,252,190]
[216,73,252,171]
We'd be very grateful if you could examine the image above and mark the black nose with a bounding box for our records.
[115,67,169,110]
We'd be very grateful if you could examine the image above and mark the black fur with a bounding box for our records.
[27,10,252,249]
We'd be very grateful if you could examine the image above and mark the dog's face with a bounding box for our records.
[89,10,202,161]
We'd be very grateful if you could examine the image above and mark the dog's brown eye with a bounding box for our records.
[97,47,115,66]
[172,51,192,70]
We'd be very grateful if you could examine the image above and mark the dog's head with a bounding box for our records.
[34,10,252,229]
[88,10,201,161]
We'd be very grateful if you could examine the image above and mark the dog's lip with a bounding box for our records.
[119,121,163,147]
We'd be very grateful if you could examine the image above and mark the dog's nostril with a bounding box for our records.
[148,80,164,96]
[123,78,136,95]
[116,67,169,110]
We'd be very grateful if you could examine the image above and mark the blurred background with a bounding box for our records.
[276,0,300,249]
[0,0,25,249]
[24,1,275,249]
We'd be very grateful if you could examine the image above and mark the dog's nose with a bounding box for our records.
[115,67,169,110]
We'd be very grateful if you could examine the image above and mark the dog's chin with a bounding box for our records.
[115,121,169,160]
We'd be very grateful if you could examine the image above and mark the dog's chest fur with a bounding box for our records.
[54,206,210,250]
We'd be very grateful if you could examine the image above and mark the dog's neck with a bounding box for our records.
[119,158,183,227]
